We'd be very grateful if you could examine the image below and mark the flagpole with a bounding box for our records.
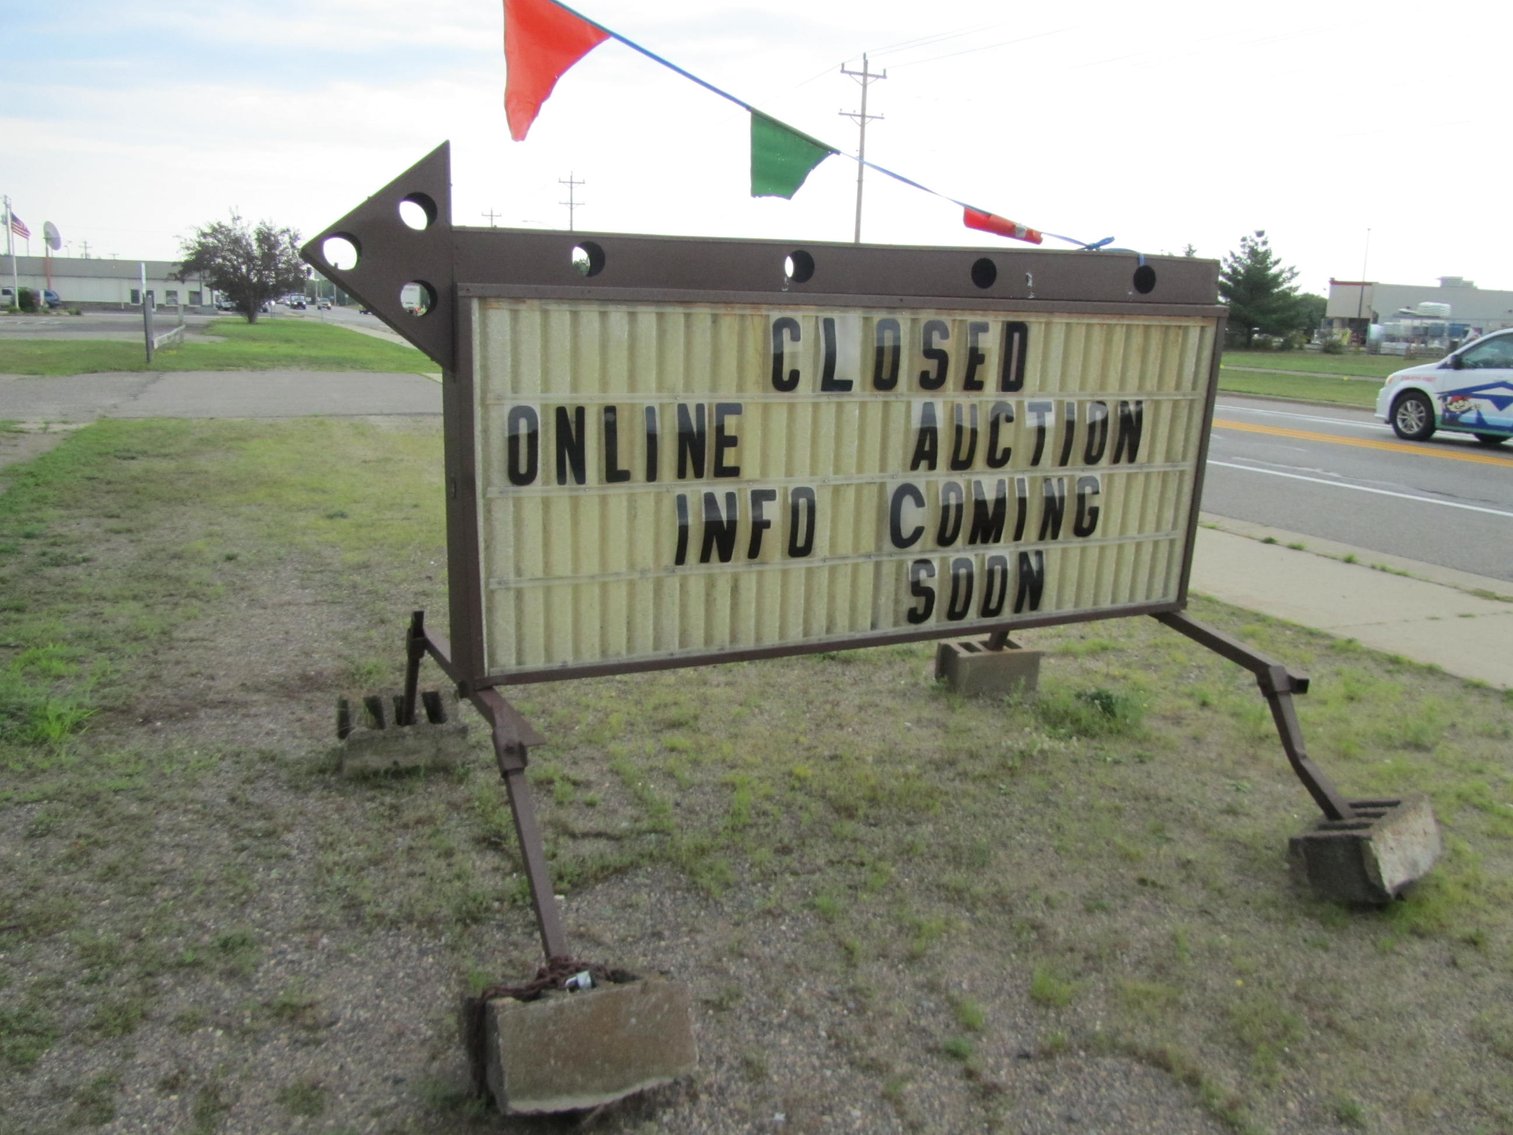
[4,195,18,310]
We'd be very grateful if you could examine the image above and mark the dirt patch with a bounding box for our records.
[0,424,82,479]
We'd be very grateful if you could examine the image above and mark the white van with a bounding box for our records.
[1376,328,1513,445]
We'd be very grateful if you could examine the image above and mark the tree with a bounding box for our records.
[1218,230,1303,348]
[1292,292,1327,342]
[175,213,306,323]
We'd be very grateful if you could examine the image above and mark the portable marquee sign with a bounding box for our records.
[303,143,1440,1114]
[304,143,1228,690]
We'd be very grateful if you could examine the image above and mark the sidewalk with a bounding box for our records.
[1191,515,1513,689]
[0,368,440,422]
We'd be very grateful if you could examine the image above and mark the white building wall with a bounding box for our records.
[1326,277,1513,332]
[4,256,215,309]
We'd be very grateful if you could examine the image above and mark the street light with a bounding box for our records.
[1354,228,1371,346]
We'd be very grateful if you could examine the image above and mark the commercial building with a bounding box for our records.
[1326,276,1513,352]
[3,255,213,310]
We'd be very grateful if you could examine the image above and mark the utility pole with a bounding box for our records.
[840,54,885,244]
[1355,227,1370,345]
[559,172,586,232]
[80,240,91,259]
[481,209,502,227]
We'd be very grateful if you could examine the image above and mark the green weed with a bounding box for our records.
[70,1072,122,1127]
[1332,1094,1368,1129]
[941,1035,974,1061]
[212,928,261,977]
[1033,685,1146,738]
[952,995,986,1032]
[1029,964,1079,1009]
[1226,989,1303,1082]
[90,996,148,1039]
[0,995,57,1069]
[277,1077,328,1118]
[189,1080,232,1135]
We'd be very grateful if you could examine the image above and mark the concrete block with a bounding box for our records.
[477,977,697,1114]
[336,689,468,774]
[1288,795,1442,904]
[934,637,1042,698]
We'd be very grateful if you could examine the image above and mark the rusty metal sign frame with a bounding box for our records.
[304,142,1230,697]
[304,145,1438,969]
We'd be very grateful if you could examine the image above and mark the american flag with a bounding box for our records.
[9,212,30,240]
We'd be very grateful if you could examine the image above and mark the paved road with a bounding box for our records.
[0,310,224,341]
[1204,396,1513,581]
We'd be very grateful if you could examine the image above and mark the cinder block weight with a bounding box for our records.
[468,977,697,1115]
[934,636,1043,698]
[334,689,468,774]
[1288,795,1442,904]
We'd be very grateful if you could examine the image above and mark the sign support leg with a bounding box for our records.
[1154,610,1352,820]
[404,611,567,960]
[1155,610,1443,902]
[482,694,569,961]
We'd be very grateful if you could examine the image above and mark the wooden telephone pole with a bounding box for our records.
[840,54,885,244]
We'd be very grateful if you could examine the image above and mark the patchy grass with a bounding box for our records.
[1216,348,1414,408]
[1216,367,1379,408]
[1221,349,1407,380]
[1029,963,1080,1009]
[0,318,428,376]
[1,418,1511,1134]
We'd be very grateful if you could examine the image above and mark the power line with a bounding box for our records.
[863,22,1009,62]
[882,27,1067,71]
[794,23,1007,88]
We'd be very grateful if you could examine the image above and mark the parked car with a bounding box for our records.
[43,289,61,309]
[1376,328,1513,445]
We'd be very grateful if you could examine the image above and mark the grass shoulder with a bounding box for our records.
[1,318,427,376]
[1217,348,1412,409]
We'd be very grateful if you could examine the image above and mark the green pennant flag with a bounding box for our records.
[751,113,836,199]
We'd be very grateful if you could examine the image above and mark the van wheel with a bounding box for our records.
[1473,433,1508,446]
[1390,392,1435,441]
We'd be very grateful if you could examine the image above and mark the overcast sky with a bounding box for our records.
[5,0,1506,298]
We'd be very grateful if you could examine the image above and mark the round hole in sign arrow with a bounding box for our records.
[321,234,359,271]
[399,194,437,231]
[400,280,437,317]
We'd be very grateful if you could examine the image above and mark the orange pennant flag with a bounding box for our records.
[504,0,610,141]
[963,207,1043,245]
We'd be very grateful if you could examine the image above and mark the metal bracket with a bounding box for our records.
[1155,610,1354,822]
